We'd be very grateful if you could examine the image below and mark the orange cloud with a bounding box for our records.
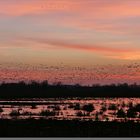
[21,37,140,60]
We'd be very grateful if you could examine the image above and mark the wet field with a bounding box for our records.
[0,98,140,122]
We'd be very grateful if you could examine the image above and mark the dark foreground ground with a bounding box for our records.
[0,119,140,137]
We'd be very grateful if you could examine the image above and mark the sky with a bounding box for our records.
[0,0,140,85]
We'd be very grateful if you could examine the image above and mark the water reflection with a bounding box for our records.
[0,98,140,122]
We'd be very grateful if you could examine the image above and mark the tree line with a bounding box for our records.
[0,81,140,98]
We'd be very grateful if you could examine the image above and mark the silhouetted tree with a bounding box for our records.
[133,104,140,112]
[41,80,49,86]
[53,105,61,111]
[95,112,99,121]
[82,104,95,112]
[10,110,20,116]
[122,101,126,108]
[127,108,137,118]
[105,117,109,122]
[74,84,81,87]
[108,104,117,110]
[0,108,3,113]
[53,82,62,86]
[117,109,126,118]
[76,111,85,117]
[101,105,107,112]
[128,102,133,109]
[74,103,81,110]
[40,110,56,116]
[31,104,37,109]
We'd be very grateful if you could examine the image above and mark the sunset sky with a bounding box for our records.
[0,0,140,85]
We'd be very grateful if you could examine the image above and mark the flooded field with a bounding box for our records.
[0,98,140,122]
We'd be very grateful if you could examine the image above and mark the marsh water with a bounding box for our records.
[0,98,140,122]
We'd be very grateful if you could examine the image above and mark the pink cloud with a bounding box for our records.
[20,37,140,60]
[0,0,140,18]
